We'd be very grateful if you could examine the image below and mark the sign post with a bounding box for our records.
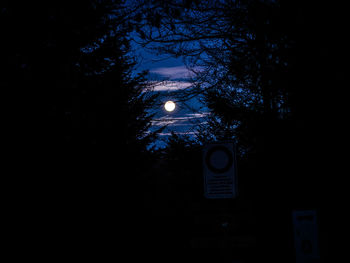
[203,142,237,199]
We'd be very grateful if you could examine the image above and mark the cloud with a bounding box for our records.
[150,65,195,79]
[151,81,192,92]
[184,113,210,118]
[152,116,190,127]
[158,131,197,136]
[152,112,209,127]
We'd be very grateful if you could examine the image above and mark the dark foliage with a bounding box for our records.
[2,0,348,258]
[1,1,164,254]
[134,0,349,259]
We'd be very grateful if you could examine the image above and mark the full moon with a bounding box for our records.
[164,100,176,112]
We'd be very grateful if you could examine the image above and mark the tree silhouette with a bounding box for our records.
[1,1,163,252]
[2,0,347,257]
[133,0,348,258]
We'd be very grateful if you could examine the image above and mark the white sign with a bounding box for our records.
[292,210,320,263]
[203,142,237,199]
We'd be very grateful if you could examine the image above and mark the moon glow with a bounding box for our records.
[164,101,176,112]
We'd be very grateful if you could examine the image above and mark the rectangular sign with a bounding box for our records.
[203,142,237,199]
[292,210,320,263]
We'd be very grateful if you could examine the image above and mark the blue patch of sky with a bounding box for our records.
[130,35,208,148]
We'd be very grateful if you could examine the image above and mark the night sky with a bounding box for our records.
[131,36,207,148]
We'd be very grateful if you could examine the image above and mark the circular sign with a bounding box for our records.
[205,145,233,173]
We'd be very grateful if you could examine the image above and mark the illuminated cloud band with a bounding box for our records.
[151,81,192,92]
[150,65,196,80]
